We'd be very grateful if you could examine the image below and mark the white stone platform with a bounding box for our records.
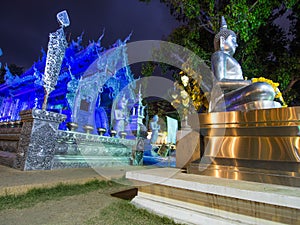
[126,168,300,225]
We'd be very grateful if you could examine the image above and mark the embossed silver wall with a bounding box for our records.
[72,42,136,133]
[53,130,136,169]
[15,109,66,170]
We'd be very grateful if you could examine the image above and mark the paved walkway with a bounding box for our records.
[0,165,130,196]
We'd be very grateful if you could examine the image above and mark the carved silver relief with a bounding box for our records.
[42,10,70,110]
[25,123,56,170]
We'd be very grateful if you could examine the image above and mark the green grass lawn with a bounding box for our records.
[0,179,182,225]
[85,200,181,225]
[0,180,113,210]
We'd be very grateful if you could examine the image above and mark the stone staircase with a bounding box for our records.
[127,168,300,225]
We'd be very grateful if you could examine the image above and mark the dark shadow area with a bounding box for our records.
[111,188,138,200]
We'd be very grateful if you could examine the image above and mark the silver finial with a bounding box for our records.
[220,16,227,30]
[56,10,70,28]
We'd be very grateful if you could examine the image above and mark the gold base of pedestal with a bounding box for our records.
[187,107,300,187]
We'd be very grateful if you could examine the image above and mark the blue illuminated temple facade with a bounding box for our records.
[0,33,136,132]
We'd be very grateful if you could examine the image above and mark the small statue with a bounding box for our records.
[150,115,160,144]
[210,16,279,112]
[133,137,145,165]
[113,95,129,136]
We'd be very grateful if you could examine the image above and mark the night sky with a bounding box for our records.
[0,0,179,70]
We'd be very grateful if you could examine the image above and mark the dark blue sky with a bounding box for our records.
[0,0,179,70]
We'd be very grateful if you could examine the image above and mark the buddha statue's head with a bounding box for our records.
[214,16,237,52]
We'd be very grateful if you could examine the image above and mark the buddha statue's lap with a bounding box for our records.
[210,17,281,112]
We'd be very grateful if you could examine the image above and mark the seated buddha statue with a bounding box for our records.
[210,16,281,112]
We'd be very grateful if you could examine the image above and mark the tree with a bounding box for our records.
[140,0,299,105]
[253,3,300,104]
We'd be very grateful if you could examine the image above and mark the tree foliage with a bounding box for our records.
[140,0,299,105]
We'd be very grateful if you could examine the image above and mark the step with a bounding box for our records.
[126,168,300,225]
[0,151,16,167]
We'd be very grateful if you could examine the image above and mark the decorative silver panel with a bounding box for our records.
[15,109,66,170]
[42,10,69,110]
